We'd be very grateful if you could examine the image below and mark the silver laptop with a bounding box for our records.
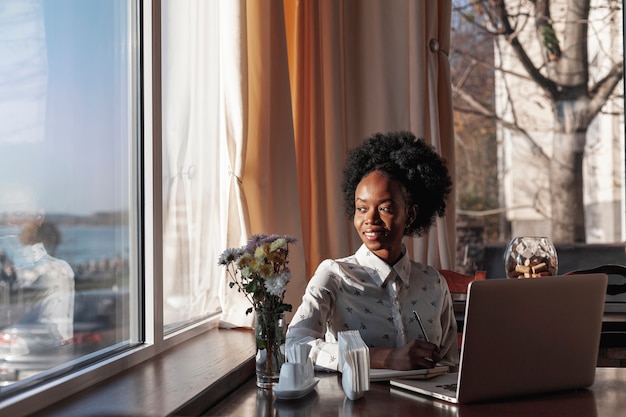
[390,274,608,404]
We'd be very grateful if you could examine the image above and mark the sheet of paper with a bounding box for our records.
[369,365,449,382]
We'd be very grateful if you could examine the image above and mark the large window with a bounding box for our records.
[0,1,225,412]
[0,0,138,395]
[450,0,624,274]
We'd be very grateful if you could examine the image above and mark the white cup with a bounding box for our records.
[278,361,313,389]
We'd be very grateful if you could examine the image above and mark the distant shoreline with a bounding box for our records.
[45,211,129,227]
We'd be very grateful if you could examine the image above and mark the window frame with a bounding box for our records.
[0,1,222,415]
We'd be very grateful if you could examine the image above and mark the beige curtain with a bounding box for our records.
[219,0,306,327]
[174,0,457,327]
[161,0,306,330]
[284,0,456,278]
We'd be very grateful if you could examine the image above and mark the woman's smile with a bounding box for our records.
[363,227,388,240]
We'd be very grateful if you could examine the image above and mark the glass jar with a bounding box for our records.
[503,236,558,278]
[254,310,286,389]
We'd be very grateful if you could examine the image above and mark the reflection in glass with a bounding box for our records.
[0,0,135,389]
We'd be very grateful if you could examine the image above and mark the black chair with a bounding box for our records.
[566,264,626,350]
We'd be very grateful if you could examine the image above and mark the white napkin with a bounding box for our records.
[338,330,370,400]
[275,344,315,391]
[286,343,312,363]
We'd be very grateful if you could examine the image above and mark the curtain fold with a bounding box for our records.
[161,0,223,327]
[220,0,306,327]
[217,0,252,328]
[162,0,306,330]
[406,0,456,268]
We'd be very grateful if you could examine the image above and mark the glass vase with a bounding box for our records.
[255,310,286,389]
[504,236,558,278]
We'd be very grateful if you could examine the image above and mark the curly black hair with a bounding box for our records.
[341,131,452,237]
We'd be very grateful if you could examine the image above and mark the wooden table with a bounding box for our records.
[199,368,626,417]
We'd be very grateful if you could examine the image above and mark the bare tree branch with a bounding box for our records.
[588,60,624,120]
[453,84,550,162]
[451,47,534,81]
[491,0,559,96]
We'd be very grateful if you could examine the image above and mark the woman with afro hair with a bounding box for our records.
[286,131,459,372]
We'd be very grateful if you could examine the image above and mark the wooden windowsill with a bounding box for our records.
[37,328,256,417]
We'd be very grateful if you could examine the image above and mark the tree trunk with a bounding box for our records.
[550,100,587,243]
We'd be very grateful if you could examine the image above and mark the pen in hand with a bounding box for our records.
[412,310,430,343]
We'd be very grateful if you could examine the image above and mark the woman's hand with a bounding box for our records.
[370,340,441,371]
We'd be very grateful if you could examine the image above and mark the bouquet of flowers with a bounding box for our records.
[218,233,296,388]
[218,233,296,317]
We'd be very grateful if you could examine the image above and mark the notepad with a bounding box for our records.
[370,365,449,382]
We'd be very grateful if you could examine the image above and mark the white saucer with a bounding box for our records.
[272,378,320,400]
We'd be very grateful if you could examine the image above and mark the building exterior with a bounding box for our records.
[496,1,624,243]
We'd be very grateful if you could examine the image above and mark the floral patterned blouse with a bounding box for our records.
[286,244,459,371]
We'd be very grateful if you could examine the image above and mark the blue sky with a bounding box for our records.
[0,0,129,216]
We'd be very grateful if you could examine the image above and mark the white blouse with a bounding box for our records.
[286,244,459,371]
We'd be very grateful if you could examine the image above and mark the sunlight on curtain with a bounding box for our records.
[284,0,456,276]
[161,0,223,329]
[216,0,252,328]
[162,0,305,330]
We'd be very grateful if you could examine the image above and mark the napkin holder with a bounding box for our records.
[274,344,316,393]
[338,330,370,400]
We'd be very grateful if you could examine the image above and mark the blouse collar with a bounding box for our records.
[355,244,411,287]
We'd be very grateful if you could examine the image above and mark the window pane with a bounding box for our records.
[0,0,136,390]
[450,1,624,271]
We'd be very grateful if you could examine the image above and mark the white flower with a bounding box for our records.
[219,234,296,315]
[217,247,244,265]
[264,272,291,296]
[269,238,287,252]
